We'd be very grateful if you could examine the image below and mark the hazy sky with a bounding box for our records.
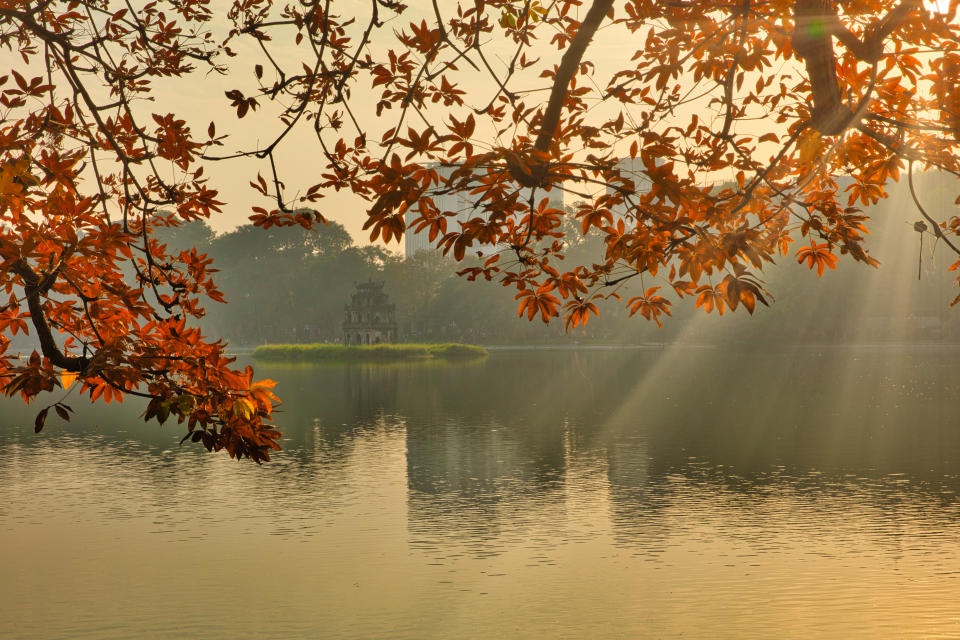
[14,0,955,247]
[174,0,953,246]
[149,2,700,247]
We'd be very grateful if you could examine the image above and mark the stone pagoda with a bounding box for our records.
[342,280,398,345]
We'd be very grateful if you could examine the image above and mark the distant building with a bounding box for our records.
[606,158,654,223]
[405,163,564,258]
[605,157,736,223]
[342,280,398,345]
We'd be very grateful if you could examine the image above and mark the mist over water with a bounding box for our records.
[3,348,960,638]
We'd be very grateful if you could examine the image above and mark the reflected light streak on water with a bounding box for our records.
[2,349,960,638]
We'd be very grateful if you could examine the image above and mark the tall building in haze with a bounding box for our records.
[404,163,564,259]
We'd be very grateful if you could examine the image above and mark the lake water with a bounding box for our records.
[2,346,960,638]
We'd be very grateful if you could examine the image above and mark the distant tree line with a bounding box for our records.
[158,173,960,347]
[158,216,567,345]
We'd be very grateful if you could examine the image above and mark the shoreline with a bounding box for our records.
[251,343,488,363]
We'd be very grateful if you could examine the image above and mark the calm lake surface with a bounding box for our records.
[3,346,960,638]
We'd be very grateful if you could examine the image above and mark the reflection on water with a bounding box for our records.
[2,347,960,638]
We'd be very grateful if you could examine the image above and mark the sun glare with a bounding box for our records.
[924,0,952,14]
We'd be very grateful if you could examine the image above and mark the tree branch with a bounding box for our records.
[792,0,920,135]
[10,257,88,372]
[533,0,615,153]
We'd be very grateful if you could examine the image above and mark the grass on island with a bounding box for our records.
[251,342,488,363]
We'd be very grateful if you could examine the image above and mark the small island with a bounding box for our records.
[251,343,488,363]
[253,281,487,362]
